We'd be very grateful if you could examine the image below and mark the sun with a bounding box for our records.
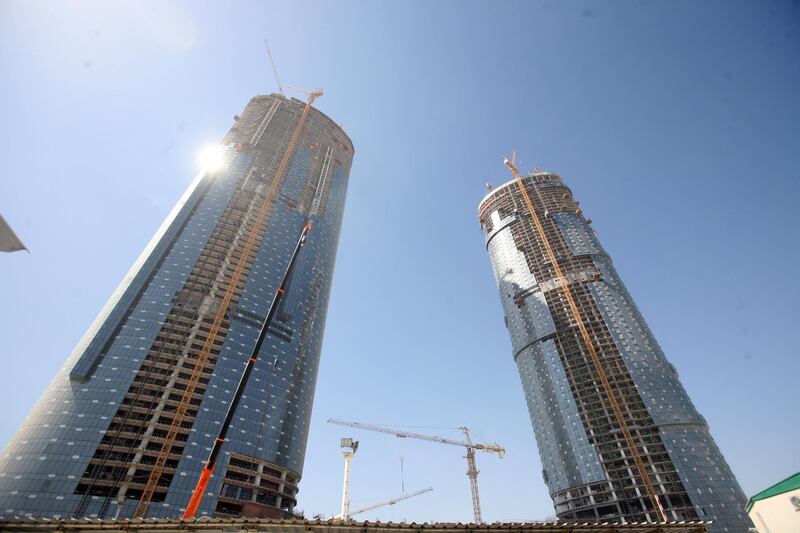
[197,145,225,172]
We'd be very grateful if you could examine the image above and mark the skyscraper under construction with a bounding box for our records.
[0,93,353,519]
[478,169,751,533]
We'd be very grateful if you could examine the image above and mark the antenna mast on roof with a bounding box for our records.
[264,39,285,95]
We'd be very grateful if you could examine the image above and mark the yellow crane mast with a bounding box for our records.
[133,89,323,518]
[501,153,668,523]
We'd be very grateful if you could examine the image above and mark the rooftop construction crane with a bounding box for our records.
[328,419,505,524]
[179,220,313,520]
[263,39,284,95]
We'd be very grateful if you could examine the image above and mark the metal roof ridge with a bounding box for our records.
[746,471,800,511]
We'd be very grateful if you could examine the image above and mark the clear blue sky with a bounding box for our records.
[1,0,798,523]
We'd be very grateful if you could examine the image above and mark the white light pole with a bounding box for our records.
[339,437,359,520]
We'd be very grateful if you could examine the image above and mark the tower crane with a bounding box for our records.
[327,419,505,524]
[263,39,284,95]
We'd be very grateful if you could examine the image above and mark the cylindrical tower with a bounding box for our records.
[478,172,751,533]
[0,94,353,520]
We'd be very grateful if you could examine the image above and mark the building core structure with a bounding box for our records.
[478,172,751,533]
[0,94,353,520]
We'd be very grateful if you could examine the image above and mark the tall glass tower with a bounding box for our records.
[478,171,751,533]
[0,94,353,520]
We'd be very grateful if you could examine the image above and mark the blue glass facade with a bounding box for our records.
[479,173,751,532]
[0,95,353,520]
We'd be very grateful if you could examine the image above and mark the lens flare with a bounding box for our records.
[197,145,225,172]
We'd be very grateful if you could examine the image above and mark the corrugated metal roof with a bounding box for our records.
[0,517,710,533]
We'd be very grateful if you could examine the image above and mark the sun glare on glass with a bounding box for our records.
[197,145,225,172]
